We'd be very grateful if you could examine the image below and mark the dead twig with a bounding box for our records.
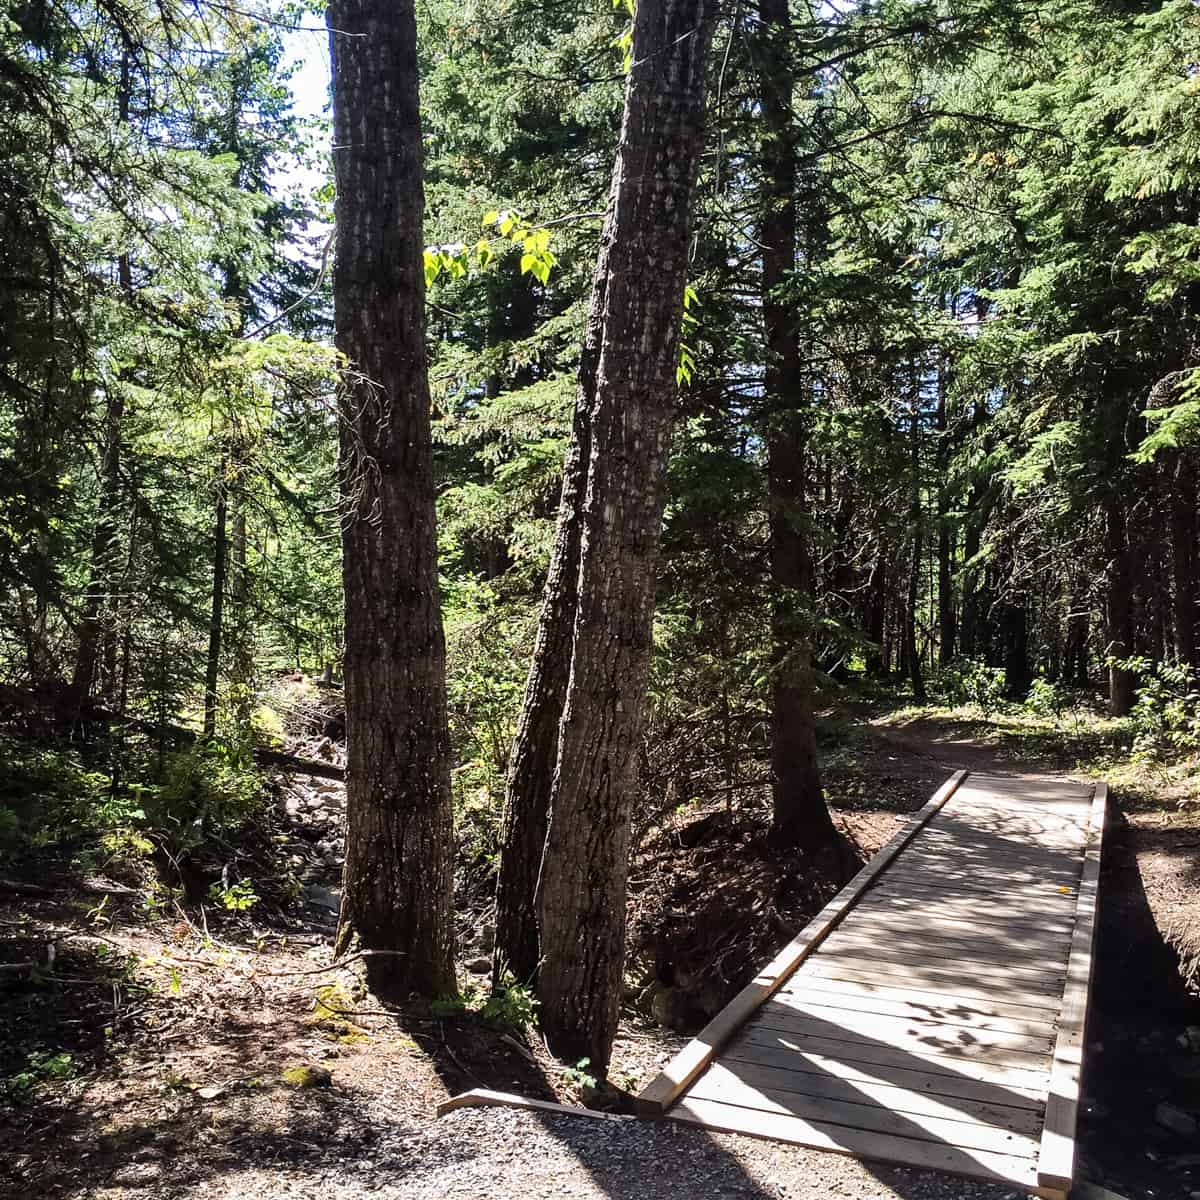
[254,949,405,978]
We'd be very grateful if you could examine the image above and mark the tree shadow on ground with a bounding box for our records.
[1080,801,1200,1199]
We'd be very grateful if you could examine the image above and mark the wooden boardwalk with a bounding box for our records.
[637,770,1107,1199]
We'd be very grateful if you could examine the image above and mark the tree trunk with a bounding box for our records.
[1105,495,1136,716]
[202,456,228,741]
[758,0,834,854]
[72,375,125,704]
[494,399,590,988]
[328,0,455,999]
[532,0,714,1073]
[1000,595,1031,698]
[1171,455,1196,669]
[906,375,927,703]
[1065,594,1090,687]
[936,359,955,668]
[864,547,887,676]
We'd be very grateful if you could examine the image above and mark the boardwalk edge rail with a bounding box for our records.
[1035,780,1108,1197]
[635,768,970,1118]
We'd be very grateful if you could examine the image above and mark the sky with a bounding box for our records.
[278,24,333,204]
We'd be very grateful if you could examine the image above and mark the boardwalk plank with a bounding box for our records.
[1037,783,1107,1193]
[772,986,1060,1037]
[689,1067,1041,1157]
[634,770,969,1117]
[692,1060,1046,1131]
[743,1007,1055,1065]
[632,769,1102,1199]
[719,1040,1048,1109]
[802,959,1066,1005]
[669,1097,1040,1187]
[734,1023,1054,1077]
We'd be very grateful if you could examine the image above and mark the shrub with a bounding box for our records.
[939,658,1008,714]
[1118,656,1200,756]
[1025,676,1071,719]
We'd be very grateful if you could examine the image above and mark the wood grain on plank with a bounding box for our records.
[876,868,1083,902]
[809,945,1067,988]
[856,888,1074,926]
[691,1060,1045,1132]
[782,974,1063,1026]
[718,1039,1048,1110]
[772,987,1060,1037]
[842,907,1074,944]
[687,1067,1041,1157]
[669,1097,1040,1187]
[801,959,1066,1006]
[734,1023,1053,1078]
[634,770,969,1116]
[745,1005,1055,1063]
[1037,782,1106,1193]
[820,921,1075,960]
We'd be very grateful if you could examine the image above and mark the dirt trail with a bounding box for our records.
[2,714,1196,1200]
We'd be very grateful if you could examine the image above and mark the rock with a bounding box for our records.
[1155,1101,1198,1139]
[109,1162,161,1187]
[1183,1025,1200,1053]
[464,956,491,975]
[282,1064,332,1089]
[305,793,325,811]
[285,795,303,817]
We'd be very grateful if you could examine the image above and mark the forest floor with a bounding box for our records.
[1,697,1197,1200]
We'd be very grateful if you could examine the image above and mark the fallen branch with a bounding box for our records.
[254,949,405,978]
[0,878,54,897]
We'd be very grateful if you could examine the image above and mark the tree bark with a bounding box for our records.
[758,0,834,853]
[72,375,125,704]
[906,375,927,703]
[935,358,955,668]
[532,0,714,1073]
[202,455,228,741]
[1171,455,1196,669]
[1105,494,1136,716]
[864,547,888,676]
[328,0,455,999]
[494,400,590,988]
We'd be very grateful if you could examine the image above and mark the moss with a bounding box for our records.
[281,1064,332,1089]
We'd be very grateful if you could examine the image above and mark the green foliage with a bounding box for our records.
[480,980,538,1031]
[1025,678,1071,720]
[560,1058,598,1091]
[207,878,260,912]
[3,1051,77,1101]
[146,745,265,858]
[939,660,1008,716]
[1118,657,1200,758]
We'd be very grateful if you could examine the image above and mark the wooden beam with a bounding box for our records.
[634,769,969,1116]
[1036,782,1107,1194]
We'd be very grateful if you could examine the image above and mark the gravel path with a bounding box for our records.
[171,1105,1037,1200]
